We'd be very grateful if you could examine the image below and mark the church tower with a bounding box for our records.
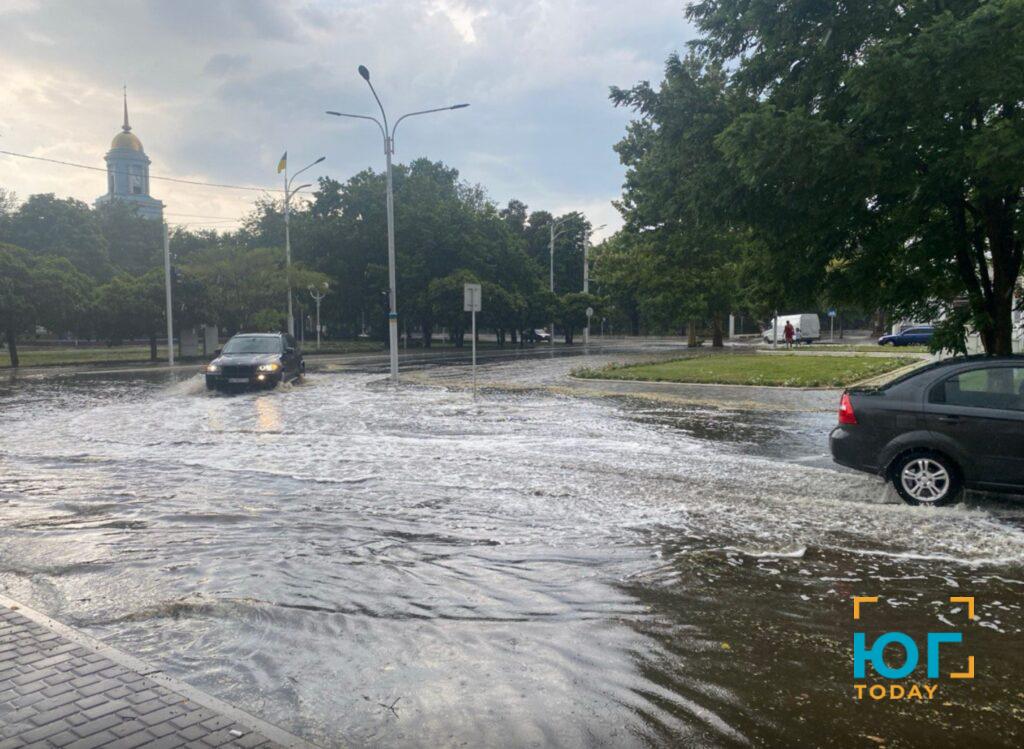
[95,88,164,220]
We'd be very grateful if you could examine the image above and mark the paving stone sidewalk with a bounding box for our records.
[0,594,317,749]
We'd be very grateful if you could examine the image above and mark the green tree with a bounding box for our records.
[182,245,325,335]
[2,194,110,279]
[0,243,92,366]
[556,292,602,345]
[428,270,480,347]
[94,271,166,359]
[610,55,747,345]
[95,202,162,275]
[686,0,1024,354]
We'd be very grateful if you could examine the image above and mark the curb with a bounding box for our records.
[0,593,320,749]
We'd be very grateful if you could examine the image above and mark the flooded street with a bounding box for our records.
[1,351,1022,747]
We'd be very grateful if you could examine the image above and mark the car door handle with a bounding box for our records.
[936,415,960,423]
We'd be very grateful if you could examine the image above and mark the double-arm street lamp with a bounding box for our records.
[309,281,329,350]
[327,65,468,381]
[584,224,606,345]
[548,216,572,344]
[284,155,325,337]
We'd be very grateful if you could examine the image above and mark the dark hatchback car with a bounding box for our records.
[830,356,1024,506]
[205,333,303,391]
[878,325,934,346]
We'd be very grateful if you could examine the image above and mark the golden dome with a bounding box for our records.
[111,130,143,151]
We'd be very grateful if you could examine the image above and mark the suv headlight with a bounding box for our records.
[206,364,221,374]
[257,362,280,372]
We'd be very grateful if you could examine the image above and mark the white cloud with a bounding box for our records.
[0,0,694,231]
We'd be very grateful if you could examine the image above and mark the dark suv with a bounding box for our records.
[830,356,1024,505]
[205,333,303,391]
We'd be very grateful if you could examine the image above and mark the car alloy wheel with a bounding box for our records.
[893,452,962,507]
[901,458,950,503]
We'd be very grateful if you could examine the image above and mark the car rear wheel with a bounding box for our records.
[891,451,962,507]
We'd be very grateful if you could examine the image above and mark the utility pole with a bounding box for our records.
[163,222,174,366]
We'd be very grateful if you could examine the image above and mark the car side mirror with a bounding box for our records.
[213,349,221,357]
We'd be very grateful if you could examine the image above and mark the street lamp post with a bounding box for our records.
[283,155,325,337]
[548,217,571,344]
[309,282,329,350]
[327,66,468,381]
[583,223,606,346]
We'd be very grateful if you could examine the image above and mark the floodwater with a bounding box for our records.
[1,352,1022,748]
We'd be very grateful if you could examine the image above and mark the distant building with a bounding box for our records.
[95,88,164,220]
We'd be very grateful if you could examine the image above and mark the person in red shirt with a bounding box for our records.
[784,320,795,349]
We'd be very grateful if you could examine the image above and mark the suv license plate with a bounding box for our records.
[228,378,248,383]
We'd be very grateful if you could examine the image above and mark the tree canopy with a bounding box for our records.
[601,0,1024,353]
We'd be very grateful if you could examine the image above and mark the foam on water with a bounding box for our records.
[1,364,1022,747]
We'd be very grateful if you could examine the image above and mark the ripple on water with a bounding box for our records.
[1,366,1022,747]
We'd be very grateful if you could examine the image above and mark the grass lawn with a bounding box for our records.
[574,353,920,388]
[0,345,171,368]
[299,340,385,355]
[1,339,387,368]
[811,343,930,354]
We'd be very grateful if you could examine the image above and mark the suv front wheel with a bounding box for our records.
[891,451,963,507]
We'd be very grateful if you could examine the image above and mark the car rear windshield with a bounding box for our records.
[222,337,281,354]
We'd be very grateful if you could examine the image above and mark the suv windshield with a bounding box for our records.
[222,336,281,355]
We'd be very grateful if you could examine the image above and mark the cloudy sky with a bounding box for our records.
[0,0,694,237]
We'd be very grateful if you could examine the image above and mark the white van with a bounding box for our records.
[763,313,821,344]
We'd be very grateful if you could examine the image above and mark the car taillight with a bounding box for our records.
[838,392,857,425]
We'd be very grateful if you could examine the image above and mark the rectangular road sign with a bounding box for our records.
[464,283,482,312]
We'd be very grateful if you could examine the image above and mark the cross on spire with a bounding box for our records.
[122,85,131,132]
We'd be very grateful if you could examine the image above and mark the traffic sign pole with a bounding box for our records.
[464,283,482,398]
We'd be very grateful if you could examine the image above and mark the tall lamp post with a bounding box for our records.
[283,155,325,338]
[583,224,605,346]
[327,65,468,382]
[548,216,571,344]
[309,282,329,350]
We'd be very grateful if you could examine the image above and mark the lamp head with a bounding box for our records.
[358,65,371,81]
[451,103,470,110]
[314,156,326,164]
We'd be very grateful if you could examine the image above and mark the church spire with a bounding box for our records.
[122,85,131,132]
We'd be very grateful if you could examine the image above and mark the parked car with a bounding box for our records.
[205,333,303,391]
[532,328,552,343]
[763,313,821,344]
[879,325,934,347]
[830,356,1024,505]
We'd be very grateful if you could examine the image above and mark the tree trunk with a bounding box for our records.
[5,328,18,368]
[454,327,464,348]
[149,334,158,361]
[630,310,640,336]
[421,321,433,348]
[687,320,698,348]
[510,328,518,347]
[873,309,887,336]
[712,314,724,348]
[565,327,573,345]
[948,196,1021,355]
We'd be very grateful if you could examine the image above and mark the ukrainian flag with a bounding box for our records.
[277,152,287,174]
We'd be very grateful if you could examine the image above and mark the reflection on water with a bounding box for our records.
[255,394,283,433]
[0,365,1022,747]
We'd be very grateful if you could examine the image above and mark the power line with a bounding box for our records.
[0,149,286,194]
[164,212,243,221]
